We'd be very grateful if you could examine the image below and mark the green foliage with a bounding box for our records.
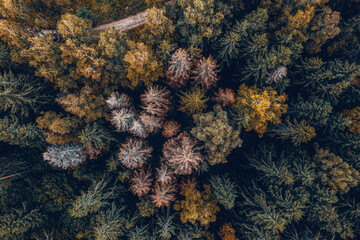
[137,197,157,218]
[240,143,359,239]
[0,204,44,239]
[69,178,115,218]
[0,71,48,116]
[175,0,230,46]
[210,175,237,210]
[0,44,10,69]
[156,210,177,240]
[76,8,99,26]
[294,59,360,100]
[0,116,45,147]
[79,122,113,159]
[191,105,242,165]
[271,118,316,146]
[127,225,149,240]
[93,203,125,240]
[1,0,360,239]
[35,174,75,212]
[288,97,333,128]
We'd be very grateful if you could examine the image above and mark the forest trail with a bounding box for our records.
[93,10,148,33]
[93,1,174,33]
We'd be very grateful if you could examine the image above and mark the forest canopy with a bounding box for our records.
[1,0,360,239]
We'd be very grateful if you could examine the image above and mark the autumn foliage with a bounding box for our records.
[174,183,220,227]
[166,48,192,87]
[162,132,203,175]
[234,84,288,136]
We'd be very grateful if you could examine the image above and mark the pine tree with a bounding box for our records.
[271,119,316,146]
[150,182,176,208]
[210,175,237,210]
[162,132,203,175]
[0,116,45,148]
[141,85,171,117]
[165,48,192,88]
[93,204,125,240]
[192,56,219,89]
[0,71,48,116]
[129,168,153,197]
[288,97,332,128]
[212,88,235,107]
[79,123,113,159]
[69,178,115,218]
[295,59,360,100]
[156,210,176,240]
[0,204,44,239]
[118,138,153,169]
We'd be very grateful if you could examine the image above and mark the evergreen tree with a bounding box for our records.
[271,118,316,146]
[93,204,125,240]
[0,116,45,147]
[69,178,115,218]
[0,71,48,116]
[43,143,86,169]
[210,175,237,210]
[0,204,44,239]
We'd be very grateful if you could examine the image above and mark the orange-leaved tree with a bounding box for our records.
[218,223,239,240]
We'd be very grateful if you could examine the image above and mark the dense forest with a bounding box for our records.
[1,0,360,239]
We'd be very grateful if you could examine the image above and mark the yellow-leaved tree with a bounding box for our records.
[233,84,288,136]
[174,183,220,227]
[123,41,163,89]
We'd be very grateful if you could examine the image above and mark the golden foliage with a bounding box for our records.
[343,106,360,136]
[56,87,109,123]
[143,7,174,42]
[123,41,163,89]
[36,111,81,144]
[174,183,220,227]
[314,147,360,194]
[233,84,287,136]
[179,87,209,115]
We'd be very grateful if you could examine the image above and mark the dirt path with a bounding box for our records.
[93,10,148,33]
